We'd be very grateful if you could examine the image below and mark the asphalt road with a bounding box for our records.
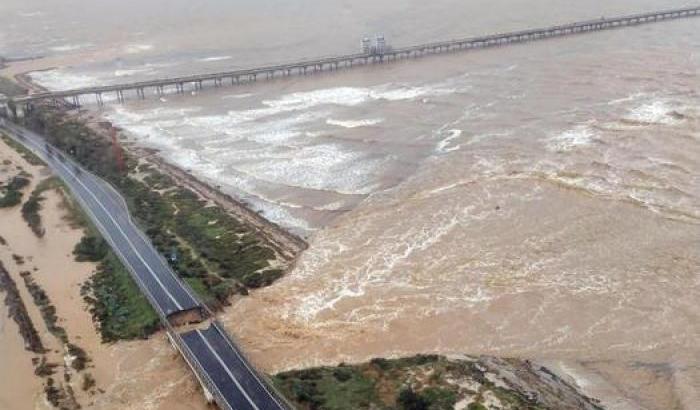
[1,121,288,410]
[1,121,200,317]
[181,323,288,410]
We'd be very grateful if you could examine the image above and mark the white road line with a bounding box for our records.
[196,329,260,410]
[87,174,201,306]
[16,129,184,311]
[214,324,286,409]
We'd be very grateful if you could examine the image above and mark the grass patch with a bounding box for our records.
[81,253,160,342]
[274,366,378,410]
[1,134,46,166]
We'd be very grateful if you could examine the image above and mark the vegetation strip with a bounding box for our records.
[273,355,604,410]
[0,261,45,353]
[48,175,160,342]
[1,134,46,166]
[24,107,293,309]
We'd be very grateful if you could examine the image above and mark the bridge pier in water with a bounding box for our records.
[12,6,700,109]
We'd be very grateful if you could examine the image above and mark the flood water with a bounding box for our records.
[2,1,699,409]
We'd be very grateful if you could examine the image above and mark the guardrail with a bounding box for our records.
[212,321,296,410]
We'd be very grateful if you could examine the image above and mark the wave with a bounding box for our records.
[326,118,383,128]
[221,93,254,100]
[49,43,92,53]
[18,11,43,17]
[624,100,684,125]
[123,44,153,54]
[29,69,100,90]
[198,55,232,62]
[547,125,597,152]
[435,129,463,153]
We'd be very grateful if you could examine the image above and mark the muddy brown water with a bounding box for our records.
[1,1,699,408]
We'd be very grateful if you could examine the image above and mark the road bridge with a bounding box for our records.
[5,5,700,110]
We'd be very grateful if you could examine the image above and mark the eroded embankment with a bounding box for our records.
[274,354,603,410]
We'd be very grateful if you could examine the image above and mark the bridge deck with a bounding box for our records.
[8,5,700,105]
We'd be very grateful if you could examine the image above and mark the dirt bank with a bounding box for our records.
[0,136,210,409]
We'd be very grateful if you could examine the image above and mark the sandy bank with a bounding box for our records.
[0,137,209,409]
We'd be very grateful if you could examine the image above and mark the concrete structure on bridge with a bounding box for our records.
[3,5,699,112]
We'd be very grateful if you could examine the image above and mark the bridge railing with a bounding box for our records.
[211,321,296,410]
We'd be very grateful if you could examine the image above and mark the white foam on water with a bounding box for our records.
[233,143,383,195]
[18,11,43,17]
[625,100,681,125]
[436,129,463,153]
[114,67,155,77]
[547,125,596,152]
[49,43,92,53]
[198,55,232,62]
[260,82,458,115]
[95,79,463,231]
[221,93,254,100]
[326,118,383,128]
[250,200,315,233]
[29,69,100,90]
[123,44,153,54]
[607,92,645,106]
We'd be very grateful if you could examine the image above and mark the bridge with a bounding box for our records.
[5,5,700,110]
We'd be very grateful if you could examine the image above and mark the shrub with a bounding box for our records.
[73,235,109,262]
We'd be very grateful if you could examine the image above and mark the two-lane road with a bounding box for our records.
[1,121,289,410]
[2,123,201,317]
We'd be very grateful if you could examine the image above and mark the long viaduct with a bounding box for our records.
[3,5,700,112]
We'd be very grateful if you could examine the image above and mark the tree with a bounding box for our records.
[397,387,429,410]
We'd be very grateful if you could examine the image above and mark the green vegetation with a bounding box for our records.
[81,253,160,342]
[73,235,108,262]
[21,188,45,237]
[1,134,46,166]
[20,271,68,343]
[273,355,583,410]
[9,167,160,341]
[24,107,284,308]
[48,178,160,341]
[274,355,457,410]
[0,175,30,207]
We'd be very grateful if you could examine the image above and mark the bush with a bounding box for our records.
[398,387,429,410]
[0,175,30,208]
[21,192,45,237]
[0,188,22,207]
[7,176,30,191]
[73,235,109,262]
